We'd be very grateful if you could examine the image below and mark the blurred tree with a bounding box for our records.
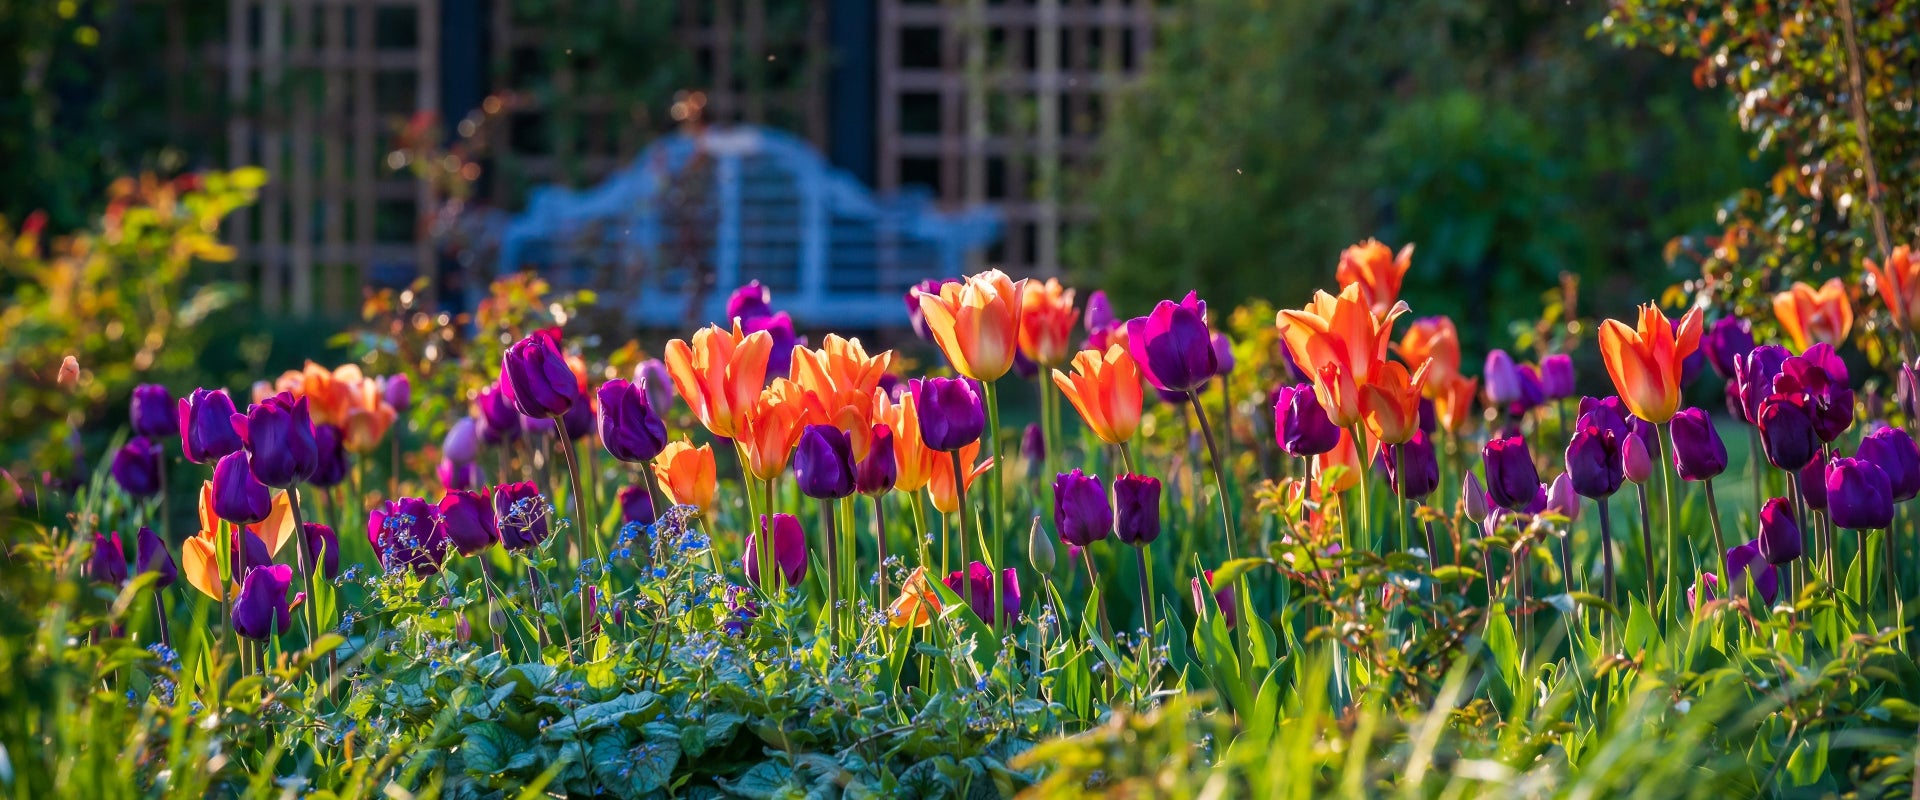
[1602,0,1919,364]
[1071,0,1762,354]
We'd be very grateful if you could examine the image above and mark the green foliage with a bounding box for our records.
[0,170,262,469]
[1072,0,1759,351]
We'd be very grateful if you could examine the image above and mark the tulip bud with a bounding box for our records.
[1483,350,1522,407]
[1273,383,1340,457]
[134,526,177,588]
[89,531,128,585]
[1211,333,1236,377]
[1192,569,1237,629]
[944,561,1022,626]
[1539,354,1575,400]
[1621,433,1654,485]
[1733,346,1791,426]
[635,358,676,414]
[912,377,985,452]
[1755,497,1801,565]
[111,436,164,498]
[1757,394,1819,471]
[309,424,350,489]
[1546,473,1580,522]
[1565,421,1623,499]
[179,388,245,465]
[1700,316,1755,380]
[744,513,808,589]
[493,482,551,551]
[618,484,657,527]
[1827,456,1894,530]
[212,451,272,525]
[500,329,579,418]
[57,356,80,391]
[1114,474,1163,545]
[439,489,500,556]
[1797,458,1829,510]
[303,522,341,579]
[231,564,294,640]
[727,280,774,321]
[1723,541,1778,605]
[131,384,178,439]
[1053,469,1113,547]
[596,379,670,463]
[1669,408,1727,481]
[854,424,897,496]
[1688,572,1719,612]
[443,417,480,464]
[1125,291,1218,393]
[384,374,412,412]
[1028,516,1056,573]
[474,384,522,444]
[1857,426,1920,502]
[1386,431,1440,499]
[1021,423,1046,468]
[232,392,319,488]
[1481,435,1539,512]
[1462,472,1488,524]
[455,613,472,645]
[792,424,856,500]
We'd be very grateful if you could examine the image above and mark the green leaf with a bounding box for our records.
[459,721,529,776]
[715,761,797,800]
[542,692,661,738]
[1430,565,1483,583]
[1209,557,1269,588]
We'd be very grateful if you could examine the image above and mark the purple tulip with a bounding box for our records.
[131,384,177,439]
[303,523,340,579]
[1463,473,1489,523]
[1539,354,1575,400]
[211,451,272,525]
[944,561,1022,625]
[438,459,484,491]
[1700,317,1755,379]
[855,424,897,496]
[1483,350,1523,407]
[229,527,270,577]
[1776,351,1853,443]
[1512,364,1545,413]
[636,359,676,414]
[231,564,294,641]
[744,513,808,589]
[1273,383,1340,456]
[1858,426,1920,502]
[742,312,803,378]
[793,424,856,500]
[1724,541,1778,605]
[474,384,522,444]
[1114,474,1162,545]
[1418,397,1437,434]
[111,436,164,498]
[1800,342,1850,382]
[310,424,349,488]
[1827,457,1894,530]
[1565,421,1624,499]
[1054,469,1113,547]
[907,278,962,343]
[1084,290,1115,333]
[727,280,774,322]
[89,531,128,585]
[1690,573,1722,609]
[1021,423,1046,466]
[231,392,318,488]
[1756,497,1801,565]
[1194,570,1237,629]
[493,482,550,551]
[1546,473,1580,522]
[596,379,669,463]
[1669,408,1727,481]
[1481,435,1539,512]
[912,377,985,452]
[1798,459,1829,510]
[1757,394,1819,471]
[178,388,244,464]
[368,496,451,575]
[383,374,412,412]
[1386,430,1440,499]
[133,526,177,588]
[619,484,656,527]
[440,489,499,556]
[444,418,479,464]
[1124,291,1217,394]
[500,329,579,418]
[1733,345,1792,426]
[1622,432,1654,485]
[1211,333,1236,377]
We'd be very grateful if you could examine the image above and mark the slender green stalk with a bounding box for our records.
[872,494,891,608]
[285,488,322,650]
[951,450,973,620]
[982,379,1005,635]
[1134,544,1154,634]
[1597,498,1617,607]
[1190,393,1239,559]
[1658,425,1678,619]
[1703,479,1728,580]
[1347,425,1374,552]
[1635,482,1655,606]
[819,498,839,643]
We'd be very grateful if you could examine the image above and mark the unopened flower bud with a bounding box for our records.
[1028,516,1056,574]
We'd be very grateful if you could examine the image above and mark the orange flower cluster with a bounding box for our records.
[1018,278,1079,367]
[1772,279,1853,353]
[1275,279,1428,445]
[262,361,398,453]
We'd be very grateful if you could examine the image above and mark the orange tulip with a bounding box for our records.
[1771,279,1853,352]
[1360,360,1431,445]
[888,566,944,627]
[928,442,991,514]
[1432,374,1479,435]
[1051,346,1144,445]
[256,488,298,558]
[791,334,893,459]
[182,482,225,600]
[342,380,397,453]
[664,322,774,439]
[1597,303,1704,424]
[1398,317,1460,390]
[302,361,365,427]
[1018,278,1080,367]
[1313,427,1362,494]
[652,441,717,510]
[1335,239,1415,314]
[915,269,1028,381]
[1864,246,1919,332]
[1275,283,1409,391]
[736,378,809,481]
[1312,362,1364,429]
[875,388,937,493]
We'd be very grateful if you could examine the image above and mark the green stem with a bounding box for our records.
[983,379,1005,635]
[1658,425,1678,620]
[820,498,839,643]
[950,450,973,620]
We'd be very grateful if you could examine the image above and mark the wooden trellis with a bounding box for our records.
[225,0,440,317]
[878,0,1154,275]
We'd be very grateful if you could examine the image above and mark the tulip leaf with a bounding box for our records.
[1430,565,1483,584]
[1209,557,1270,588]
[1566,591,1619,617]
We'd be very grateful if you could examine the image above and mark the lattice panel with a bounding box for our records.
[878,0,1155,276]
[225,0,439,317]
